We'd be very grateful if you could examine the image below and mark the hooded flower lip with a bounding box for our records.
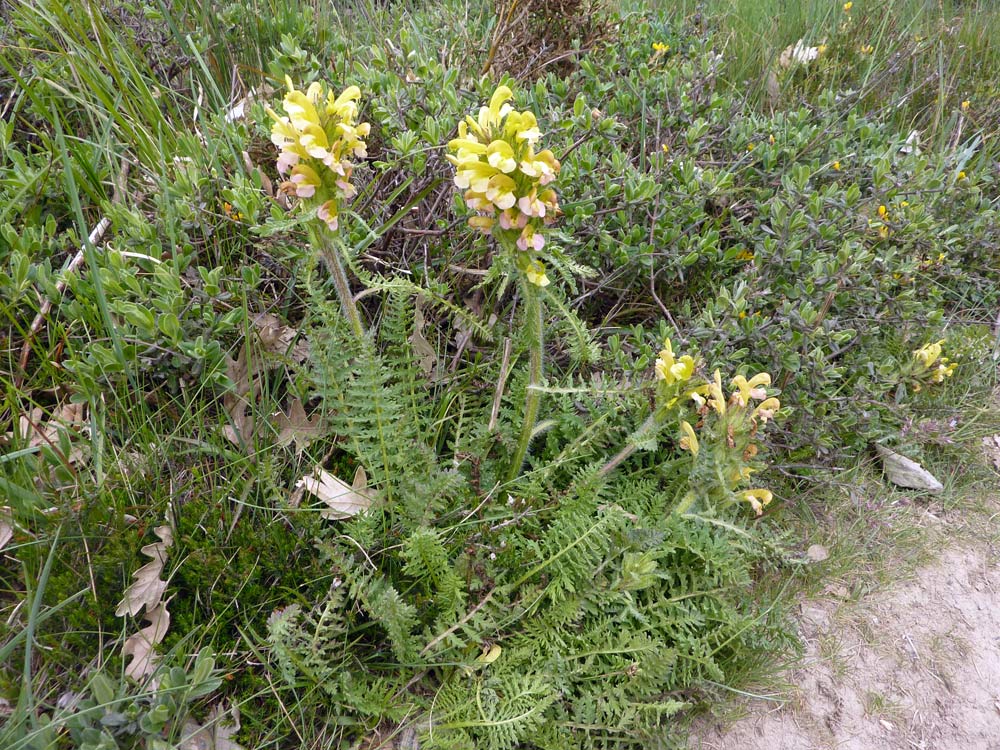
[731,372,771,407]
[741,488,773,515]
[679,420,700,457]
[447,85,562,288]
[267,77,369,231]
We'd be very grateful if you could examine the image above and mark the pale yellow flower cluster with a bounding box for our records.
[447,86,561,287]
[267,77,371,232]
[913,340,957,383]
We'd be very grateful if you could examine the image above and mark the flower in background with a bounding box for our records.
[843,2,853,11]
[679,421,700,457]
[961,99,970,111]
[267,77,370,231]
[447,85,561,287]
[655,338,695,385]
[652,42,670,54]
[741,488,773,515]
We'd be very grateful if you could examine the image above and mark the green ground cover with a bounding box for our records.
[1,0,998,747]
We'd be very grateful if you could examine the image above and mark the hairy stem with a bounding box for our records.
[310,222,366,339]
[507,282,544,481]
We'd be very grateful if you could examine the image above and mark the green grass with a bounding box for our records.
[1,0,998,747]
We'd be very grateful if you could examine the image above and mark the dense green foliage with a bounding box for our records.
[1,0,997,747]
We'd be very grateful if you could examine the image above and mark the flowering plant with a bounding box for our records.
[267,77,370,232]
[447,85,561,287]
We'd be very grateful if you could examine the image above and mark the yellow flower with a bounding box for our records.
[753,397,781,424]
[267,77,369,231]
[706,369,726,415]
[961,100,970,111]
[522,258,550,287]
[741,489,773,516]
[448,85,561,287]
[738,310,747,319]
[661,143,670,154]
[833,161,841,171]
[958,170,967,180]
[843,1,853,11]
[877,204,887,218]
[913,339,944,368]
[654,338,695,385]
[746,143,755,152]
[932,360,957,382]
[860,44,874,54]
[731,372,771,407]
[679,421,699,457]
[652,42,670,53]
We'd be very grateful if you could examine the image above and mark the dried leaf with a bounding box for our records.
[181,704,244,750]
[876,445,943,493]
[123,602,171,680]
[222,349,257,447]
[297,466,372,519]
[116,525,173,617]
[252,313,309,363]
[806,544,829,563]
[409,297,438,379]
[273,398,325,452]
[982,434,1000,470]
[15,402,88,465]
[0,506,13,552]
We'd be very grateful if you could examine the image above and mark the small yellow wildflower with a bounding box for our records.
[706,370,726,415]
[652,42,670,53]
[738,311,747,320]
[878,225,890,239]
[843,1,853,11]
[731,372,771,407]
[768,134,776,145]
[900,200,909,207]
[961,100,970,111]
[833,161,841,171]
[679,421,699,457]
[877,204,887,218]
[860,44,874,54]
[958,170,967,180]
[655,338,696,385]
[735,250,755,262]
[913,340,944,369]
[661,143,670,154]
[817,44,828,55]
[937,252,947,263]
[746,143,755,152]
[741,488,773,516]
[754,397,781,424]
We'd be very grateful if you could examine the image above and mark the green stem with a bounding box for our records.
[507,281,544,481]
[309,222,365,340]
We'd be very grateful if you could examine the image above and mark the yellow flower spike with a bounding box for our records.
[741,489,773,516]
[731,372,771,406]
[753,397,781,424]
[679,421,699,457]
[913,339,944,368]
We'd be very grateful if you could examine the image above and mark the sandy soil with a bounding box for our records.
[694,525,1000,749]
